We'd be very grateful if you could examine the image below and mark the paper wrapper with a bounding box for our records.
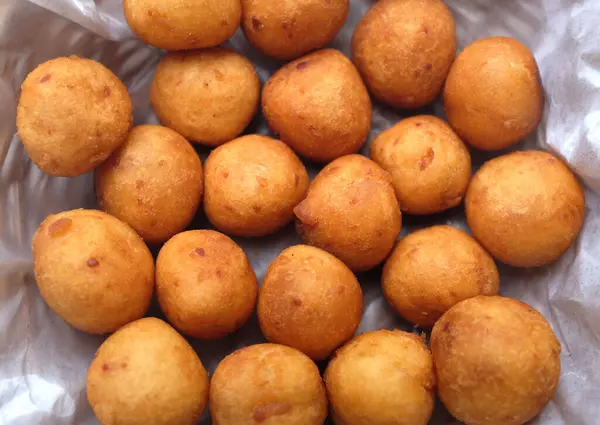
[1,0,599,424]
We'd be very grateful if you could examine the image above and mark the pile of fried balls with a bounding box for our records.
[16,0,585,424]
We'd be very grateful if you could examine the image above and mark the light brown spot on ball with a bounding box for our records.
[223,172,229,179]
[87,258,99,267]
[103,86,111,98]
[256,176,268,187]
[39,74,51,83]
[296,61,310,70]
[253,403,292,422]
[102,363,110,372]
[191,247,205,257]
[48,218,72,237]
[292,296,302,307]
[419,148,435,170]
[135,180,144,189]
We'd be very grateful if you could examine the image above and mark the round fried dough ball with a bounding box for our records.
[156,230,258,339]
[258,245,363,361]
[383,225,499,327]
[371,115,471,215]
[352,0,456,109]
[87,318,209,425]
[32,210,154,334]
[151,48,260,147]
[123,0,241,51]
[17,56,132,177]
[210,343,327,425]
[95,125,203,244]
[431,296,561,425]
[262,49,372,162]
[204,135,309,237]
[444,37,544,150]
[294,155,401,272]
[241,0,349,60]
[325,330,435,425]
[466,150,585,268]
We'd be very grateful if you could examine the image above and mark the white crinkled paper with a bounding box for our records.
[1,0,600,424]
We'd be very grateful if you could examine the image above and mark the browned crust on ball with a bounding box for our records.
[262,49,372,162]
[370,115,471,214]
[241,0,349,60]
[150,48,260,146]
[382,225,499,327]
[156,230,258,339]
[258,245,363,361]
[95,125,203,244]
[210,343,328,425]
[325,329,436,425]
[443,36,544,150]
[294,154,401,272]
[430,296,561,425]
[17,56,132,177]
[465,150,585,267]
[87,318,209,425]
[352,0,456,109]
[32,210,154,334]
[204,135,310,237]
[123,0,241,50]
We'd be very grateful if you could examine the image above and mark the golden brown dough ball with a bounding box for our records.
[294,155,401,272]
[123,0,241,51]
[258,245,363,361]
[371,115,471,215]
[382,225,499,327]
[325,330,435,425]
[87,318,209,425]
[95,125,203,244]
[466,150,585,268]
[151,48,260,147]
[444,36,544,150]
[17,56,132,177]
[262,49,372,162]
[210,343,327,425]
[352,0,456,109]
[431,296,561,425]
[204,135,309,237]
[156,230,258,339]
[32,210,154,334]
[241,0,349,60]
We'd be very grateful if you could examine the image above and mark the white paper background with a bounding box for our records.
[1,0,599,424]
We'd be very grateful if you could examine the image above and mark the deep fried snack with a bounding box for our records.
[241,0,349,60]
[95,125,203,244]
[210,343,327,425]
[431,296,561,425]
[32,210,154,334]
[17,56,132,176]
[382,225,500,327]
[294,154,401,272]
[444,36,544,150]
[204,135,309,237]
[262,49,372,162]
[123,0,241,50]
[325,329,435,425]
[151,48,260,147]
[156,230,258,339]
[87,318,209,425]
[466,150,585,267]
[371,115,471,214]
[352,0,456,109]
[258,245,363,361]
